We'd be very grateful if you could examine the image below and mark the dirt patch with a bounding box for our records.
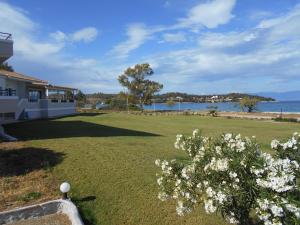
[5,213,71,225]
[0,142,61,211]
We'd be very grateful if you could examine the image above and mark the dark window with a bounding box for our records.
[28,90,41,102]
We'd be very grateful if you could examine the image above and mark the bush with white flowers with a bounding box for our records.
[155,130,300,225]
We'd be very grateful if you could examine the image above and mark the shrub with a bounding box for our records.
[273,117,299,123]
[155,130,300,225]
[207,106,218,117]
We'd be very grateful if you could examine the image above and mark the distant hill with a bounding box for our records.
[254,91,300,101]
[153,92,274,103]
[86,92,274,104]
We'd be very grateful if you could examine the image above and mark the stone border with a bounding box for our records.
[0,199,84,225]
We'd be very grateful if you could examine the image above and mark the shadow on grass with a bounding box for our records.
[73,196,97,203]
[73,196,98,225]
[76,206,98,225]
[0,147,64,177]
[4,120,160,140]
[66,112,106,117]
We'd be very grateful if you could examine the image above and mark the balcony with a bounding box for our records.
[0,89,17,97]
[0,32,13,63]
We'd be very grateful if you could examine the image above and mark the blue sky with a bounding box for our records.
[1,0,300,94]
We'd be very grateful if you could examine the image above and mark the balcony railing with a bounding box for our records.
[50,99,74,103]
[0,32,12,41]
[0,89,16,96]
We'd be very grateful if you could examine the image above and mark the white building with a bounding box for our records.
[0,32,77,124]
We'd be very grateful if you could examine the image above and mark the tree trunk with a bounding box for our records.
[139,97,143,111]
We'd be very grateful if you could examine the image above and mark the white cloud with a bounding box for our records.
[111,0,237,58]
[257,4,300,44]
[177,0,236,29]
[110,23,154,58]
[50,27,98,43]
[161,32,186,43]
[198,31,257,48]
[144,3,300,93]
[0,2,64,59]
[50,31,67,42]
[0,2,36,34]
[249,10,273,21]
[0,2,114,93]
[70,27,98,43]
[2,0,300,94]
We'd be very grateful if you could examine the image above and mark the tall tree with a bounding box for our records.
[239,97,259,113]
[75,90,86,102]
[0,63,14,72]
[118,63,163,109]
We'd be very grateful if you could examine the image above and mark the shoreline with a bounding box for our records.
[142,109,300,120]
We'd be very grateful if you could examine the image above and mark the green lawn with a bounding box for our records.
[4,113,300,225]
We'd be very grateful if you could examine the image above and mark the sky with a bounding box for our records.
[1,0,300,94]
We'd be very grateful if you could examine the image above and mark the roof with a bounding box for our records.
[0,70,77,91]
[46,84,77,91]
[0,69,48,84]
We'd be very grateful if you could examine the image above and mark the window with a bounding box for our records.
[28,90,41,102]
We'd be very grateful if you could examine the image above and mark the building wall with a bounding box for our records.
[0,76,5,90]
[0,39,13,63]
[0,97,18,124]
[0,97,18,112]
[5,79,27,98]
[25,100,76,119]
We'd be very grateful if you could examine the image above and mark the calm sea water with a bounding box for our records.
[144,101,300,113]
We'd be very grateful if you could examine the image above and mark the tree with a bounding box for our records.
[75,90,86,107]
[118,63,163,110]
[65,90,74,99]
[0,62,14,72]
[166,99,175,107]
[239,97,259,113]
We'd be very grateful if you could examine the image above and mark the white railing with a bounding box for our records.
[15,98,28,120]
[0,32,12,41]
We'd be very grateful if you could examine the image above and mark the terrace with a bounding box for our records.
[0,70,77,122]
[0,32,13,63]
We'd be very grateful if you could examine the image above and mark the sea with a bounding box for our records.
[143,101,300,113]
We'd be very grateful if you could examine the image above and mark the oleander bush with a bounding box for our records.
[155,130,300,225]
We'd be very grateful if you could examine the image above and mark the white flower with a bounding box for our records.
[158,192,169,201]
[204,199,217,213]
[192,129,200,137]
[270,205,283,217]
[176,201,191,216]
[224,133,233,141]
[286,204,300,218]
[196,182,202,189]
[155,159,161,166]
[271,139,280,149]
[227,212,239,224]
[216,158,229,171]
[215,191,227,204]
[229,172,237,179]
[206,187,215,198]
[157,177,163,185]
[215,146,222,154]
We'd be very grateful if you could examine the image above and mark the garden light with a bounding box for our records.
[60,182,71,199]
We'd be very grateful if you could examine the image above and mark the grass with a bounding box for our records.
[2,112,300,225]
